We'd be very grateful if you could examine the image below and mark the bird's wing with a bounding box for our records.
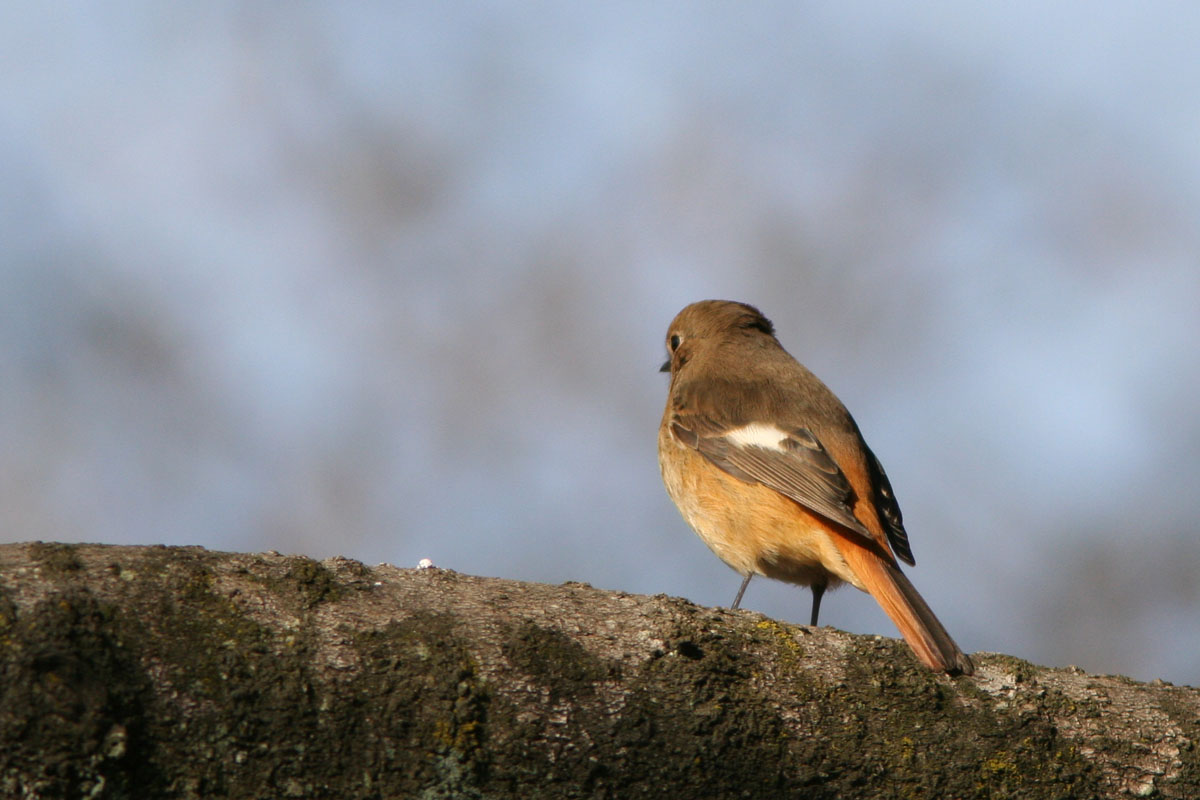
[669,410,874,543]
[863,444,914,566]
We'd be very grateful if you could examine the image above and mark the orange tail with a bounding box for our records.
[836,539,974,675]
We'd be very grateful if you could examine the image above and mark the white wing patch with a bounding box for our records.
[725,422,790,451]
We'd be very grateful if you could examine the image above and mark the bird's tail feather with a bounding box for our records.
[837,540,974,675]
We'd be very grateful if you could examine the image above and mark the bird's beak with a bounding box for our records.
[659,359,671,373]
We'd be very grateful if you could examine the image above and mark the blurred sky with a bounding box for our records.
[2,2,1198,685]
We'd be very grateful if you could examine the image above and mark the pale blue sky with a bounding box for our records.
[2,2,1198,683]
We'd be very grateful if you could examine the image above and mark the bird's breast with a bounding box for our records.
[657,426,862,590]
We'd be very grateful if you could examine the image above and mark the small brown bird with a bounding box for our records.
[657,300,973,675]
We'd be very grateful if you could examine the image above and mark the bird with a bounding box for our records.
[657,299,973,675]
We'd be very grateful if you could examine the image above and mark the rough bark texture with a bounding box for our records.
[0,542,1195,799]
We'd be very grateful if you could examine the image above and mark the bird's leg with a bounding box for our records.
[731,574,752,609]
[810,581,826,626]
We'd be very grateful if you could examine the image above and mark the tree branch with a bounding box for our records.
[1,542,1195,799]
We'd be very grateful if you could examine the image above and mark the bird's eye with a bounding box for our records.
[670,334,682,351]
